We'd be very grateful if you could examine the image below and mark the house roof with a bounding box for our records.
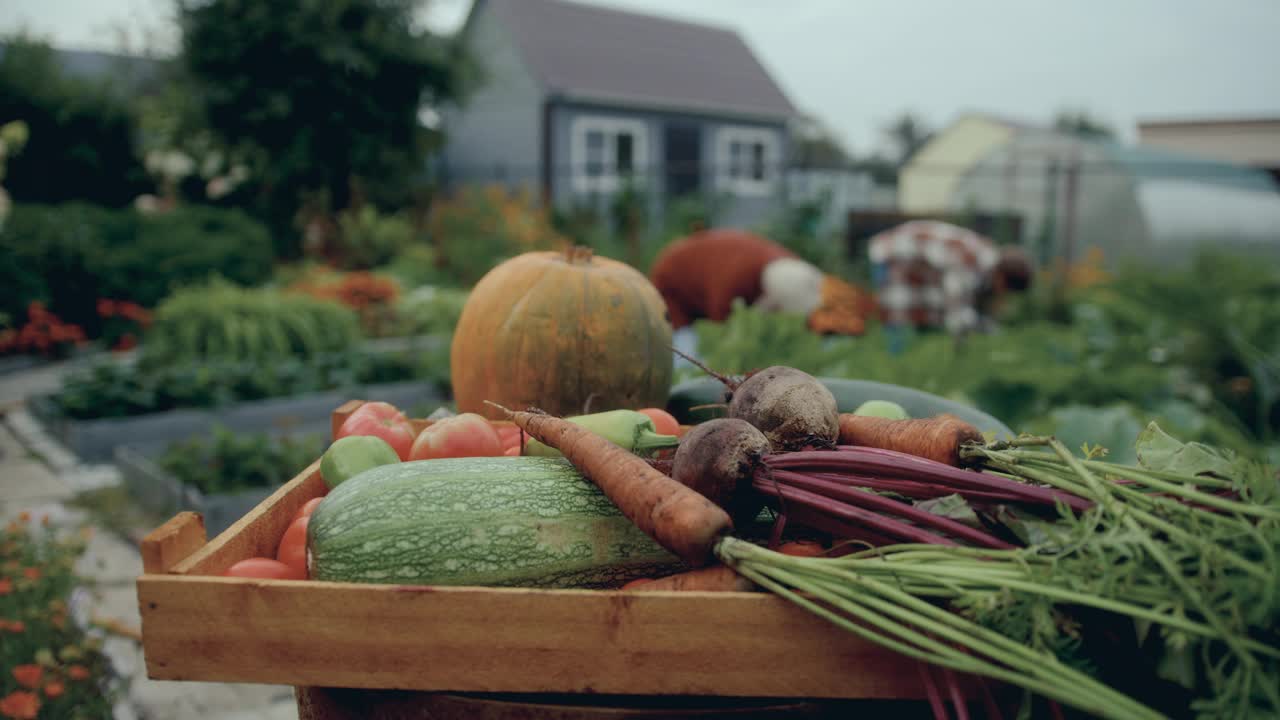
[480,0,796,122]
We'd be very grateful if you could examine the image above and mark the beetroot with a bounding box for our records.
[729,366,839,451]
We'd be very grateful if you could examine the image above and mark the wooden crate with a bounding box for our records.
[136,400,970,716]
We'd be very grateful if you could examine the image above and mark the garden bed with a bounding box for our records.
[30,379,445,462]
[114,445,280,537]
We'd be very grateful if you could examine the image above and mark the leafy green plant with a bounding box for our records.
[53,347,447,420]
[687,300,1270,458]
[335,206,415,270]
[1,513,118,718]
[390,286,469,338]
[140,280,361,367]
[158,426,325,495]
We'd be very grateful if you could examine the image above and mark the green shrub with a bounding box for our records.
[140,281,361,366]
[0,203,274,337]
[158,426,325,495]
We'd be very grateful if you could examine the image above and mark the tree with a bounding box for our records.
[791,114,852,170]
[883,112,933,167]
[0,34,150,206]
[1053,109,1115,139]
[178,0,466,255]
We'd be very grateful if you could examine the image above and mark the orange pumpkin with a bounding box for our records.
[451,247,674,419]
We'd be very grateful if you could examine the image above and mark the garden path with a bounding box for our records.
[1,363,299,720]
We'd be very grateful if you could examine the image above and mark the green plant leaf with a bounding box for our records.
[1135,422,1235,478]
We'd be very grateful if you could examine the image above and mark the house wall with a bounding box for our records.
[547,101,788,230]
[439,3,544,191]
[1137,120,1280,169]
[900,115,1015,212]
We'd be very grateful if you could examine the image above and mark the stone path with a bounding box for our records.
[1,362,299,720]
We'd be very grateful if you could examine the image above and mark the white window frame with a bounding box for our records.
[569,115,648,194]
[714,126,779,197]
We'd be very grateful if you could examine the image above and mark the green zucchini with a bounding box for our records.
[308,456,682,588]
[667,377,1014,437]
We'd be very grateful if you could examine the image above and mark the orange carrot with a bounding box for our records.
[837,413,982,467]
[624,565,754,592]
[492,404,733,567]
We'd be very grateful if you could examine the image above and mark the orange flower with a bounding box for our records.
[7,621,25,633]
[20,568,39,580]
[11,665,41,688]
[0,691,40,720]
[0,578,11,595]
[39,515,49,528]
[17,512,29,524]
[41,682,63,699]
[66,665,89,681]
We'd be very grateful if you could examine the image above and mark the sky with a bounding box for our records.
[4,0,1278,154]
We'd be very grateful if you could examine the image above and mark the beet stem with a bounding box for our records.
[767,470,1016,550]
[757,482,960,546]
[768,449,1093,513]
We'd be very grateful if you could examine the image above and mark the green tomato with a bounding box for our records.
[853,400,910,420]
[320,435,401,490]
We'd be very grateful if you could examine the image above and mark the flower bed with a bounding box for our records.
[1,513,117,719]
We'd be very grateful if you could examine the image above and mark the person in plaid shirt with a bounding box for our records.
[868,221,1031,336]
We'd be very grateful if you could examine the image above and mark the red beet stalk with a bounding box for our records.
[768,448,1093,513]
[766,469,1016,549]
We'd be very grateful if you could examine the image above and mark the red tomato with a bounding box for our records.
[409,413,504,460]
[637,408,681,437]
[493,424,522,446]
[224,557,304,580]
[293,497,324,522]
[777,540,827,557]
[620,577,654,590]
[503,445,521,456]
[276,516,310,578]
[336,402,416,460]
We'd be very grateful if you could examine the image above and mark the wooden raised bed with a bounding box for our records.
[136,401,977,718]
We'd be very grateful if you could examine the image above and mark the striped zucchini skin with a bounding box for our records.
[307,457,682,588]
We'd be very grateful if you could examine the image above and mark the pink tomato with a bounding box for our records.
[409,413,504,460]
[336,402,416,460]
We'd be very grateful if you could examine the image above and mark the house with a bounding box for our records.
[1138,116,1280,184]
[899,113,1280,268]
[440,0,797,229]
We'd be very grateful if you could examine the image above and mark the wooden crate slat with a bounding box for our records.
[137,575,930,698]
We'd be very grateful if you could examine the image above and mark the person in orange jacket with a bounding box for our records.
[648,228,871,335]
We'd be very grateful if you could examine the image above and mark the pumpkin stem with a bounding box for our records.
[563,245,595,264]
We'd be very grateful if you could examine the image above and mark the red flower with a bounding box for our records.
[11,665,41,689]
[66,665,90,681]
[0,691,40,720]
[7,621,25,633]
[0,578,11,595]
[111,333,138,352]
[96,298,117,317]
[21,567,39,580]
[42,682,63,699]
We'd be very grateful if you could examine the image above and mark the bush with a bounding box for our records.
[158,426,325,495]
[0,204,274,338]
[286,267,402,338]
[426,185,565,285]
[141,281,362,367]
